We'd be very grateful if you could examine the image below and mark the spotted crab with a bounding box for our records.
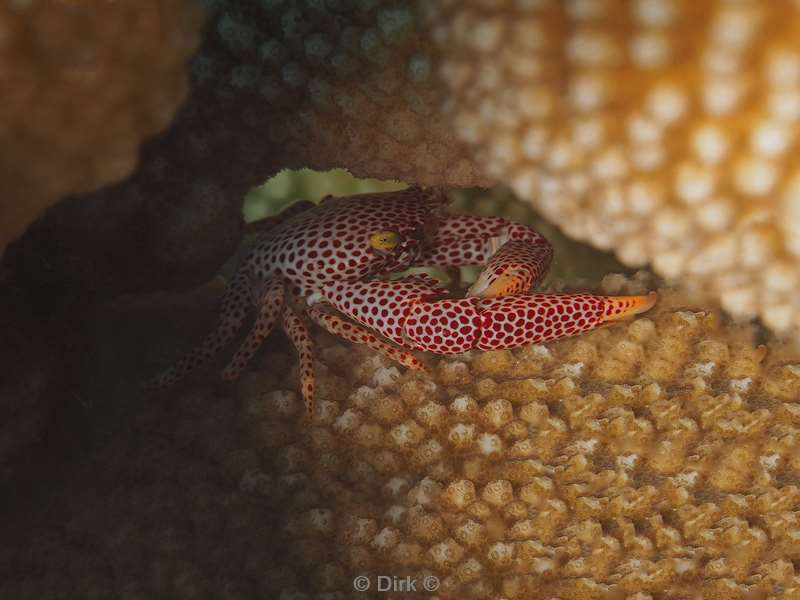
[148,187,656,417]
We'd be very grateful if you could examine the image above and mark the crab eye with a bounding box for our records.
[369,230,401,250]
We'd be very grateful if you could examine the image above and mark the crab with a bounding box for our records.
[147,186,656,418]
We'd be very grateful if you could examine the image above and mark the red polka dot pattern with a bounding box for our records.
[414,216,551,270]
[468,240,553,297]
[603,295,654,320]
[404,297,483,354]
[281,306,315,419]
[146,187,445,394]
[320,274,448,347]
[221,278,284,382]
[476,294,606,350]
[144,268,254,389]
[307,304,428,373]
[247,186,449,297]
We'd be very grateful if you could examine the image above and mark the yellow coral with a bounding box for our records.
[423,0,800,341]
[223,277,799,598]
[8,2,800,587]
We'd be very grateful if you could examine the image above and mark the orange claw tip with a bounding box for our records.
[602,291,658,323]
[467,273,526,299]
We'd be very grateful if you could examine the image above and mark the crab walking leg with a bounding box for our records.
[144,269,254,389]
[306,303,429,372]
[221,279,285,381]
[282,306,316,418]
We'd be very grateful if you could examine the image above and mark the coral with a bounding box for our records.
[5,274,800,599]
[191,0,487,188]
[9,4,800,594]
[0,0,204,251]
[10,0,800,341]
[424,0,800,340]
[239,274,800,598]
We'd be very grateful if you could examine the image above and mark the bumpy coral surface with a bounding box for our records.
[191,0,487,187]
[10,0,800,345]
[0,0,203,251]
[424,0,800,342]
[5,276,800,599]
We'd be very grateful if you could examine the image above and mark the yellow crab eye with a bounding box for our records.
[369,230,401,250]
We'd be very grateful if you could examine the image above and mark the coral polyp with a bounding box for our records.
[425,0,800,340]
[9,0,800,345]
[5,3,800,597]
[5,275,800,599]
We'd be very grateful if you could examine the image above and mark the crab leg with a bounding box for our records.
[466,239,553,298]
[282,306,316,419]
[147,198,324,390]
[144,269,255,389]
[317,273,450,346]
[307,303,429,372]
[221,278,285,381]
[224,279,317,418]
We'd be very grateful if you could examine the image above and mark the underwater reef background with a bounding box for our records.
[1,0,800,598]
[7,0,800,337]
[5,266,800,598]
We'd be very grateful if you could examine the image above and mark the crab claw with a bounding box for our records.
[467,269,529,298]
[467,240,552,298]
[472,291,658,350]
[600,291,658,324]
